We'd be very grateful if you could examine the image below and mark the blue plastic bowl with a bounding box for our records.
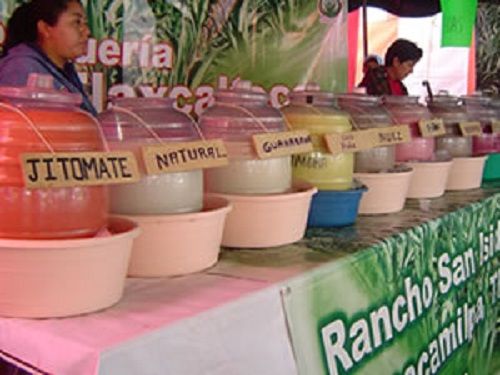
[307,185,367,228]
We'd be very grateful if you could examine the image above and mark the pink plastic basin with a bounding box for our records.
[446,156,487,191]
[125,196,232,277]
[212,184,317,248]
[0,217,140,318]
[406,161,452,198]
[354,169,413,214]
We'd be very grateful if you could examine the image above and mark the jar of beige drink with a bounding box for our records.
[199,81,292,194]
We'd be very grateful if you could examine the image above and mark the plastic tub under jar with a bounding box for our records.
[307,181,367,227]
[383,95,435,162]
[406,159,453,199]
[211,183,317,248]
[282,86,353,190]
[0,217,139,318]
[200,81,291,194]
[0,74,107,239]
[126,196,232,277]
[354,166,413,214]
[446,156,487,191]
[427,94,472,157]
[336,93,396,172]
[98,98,203,214]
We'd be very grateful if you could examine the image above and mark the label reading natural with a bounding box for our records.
[418,118,446,137]
[142,139,228,174]
[492,121,500,134]
[21,151,140,188]
[324,129,374,155]
[252,130,313,159]
[372,125,411,147]
[459,121,482,136]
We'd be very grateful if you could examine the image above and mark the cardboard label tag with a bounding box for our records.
[418,118,446,137]
[142,139,228,174]
[21,151,140,189]
[492,121,500,134]
[459,121,482,136]
[372,125,411,147]
[252,130,313,159]
[324,129,374,155]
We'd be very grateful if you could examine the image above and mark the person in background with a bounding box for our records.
[357,54,382,88]
[0,0,97,115]
[359,38,423,96]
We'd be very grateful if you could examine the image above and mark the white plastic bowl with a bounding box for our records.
[355,169,413,214]
[211,184,317,248]
[125,196,232,277]
[407,161,452,198]
[446,156,487,191]
[0,217,140,318]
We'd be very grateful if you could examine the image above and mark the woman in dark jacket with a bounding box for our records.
[0,0,96,115]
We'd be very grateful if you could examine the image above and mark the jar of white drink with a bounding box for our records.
[98,97,203,215]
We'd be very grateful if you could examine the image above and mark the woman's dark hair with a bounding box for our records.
[3,0,81,55]
[384,38,423,67]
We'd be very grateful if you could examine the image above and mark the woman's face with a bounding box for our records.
[393,58,417,80]
[38,1,90,66]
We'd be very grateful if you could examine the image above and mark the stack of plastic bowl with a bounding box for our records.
[336,94,413,214]
[98,98,231,276]
[383,95,452,199]
[461,95,500,182]
[427,94,486,190]
[200,80,316,247]
[281,85,365,227]
[0,74,138,318]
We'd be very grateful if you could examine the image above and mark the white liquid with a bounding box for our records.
[110,170,203,215]
[205,156,292,194]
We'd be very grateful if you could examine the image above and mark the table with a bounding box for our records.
[1,183,499,375]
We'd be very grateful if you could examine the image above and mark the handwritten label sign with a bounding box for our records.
[492,121,500,134]
[21,151,140,188]
[372,125,411,147]
[459,121,482,136]
[418,118,446,137]
[252,130,313,159]
[142,139,228,174]
[324,129,374,155]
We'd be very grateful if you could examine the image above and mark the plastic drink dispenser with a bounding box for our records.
[199,81,292,194]
[427,95,472,157]
[383,96,435,161]
[98,98,203,214]
[461,95,499,155]
[282,86,353,190]
[336,94,396,172]
[0,75,107,239]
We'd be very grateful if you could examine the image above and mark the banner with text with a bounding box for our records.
[282,194,499,375]
[0,0,348,113]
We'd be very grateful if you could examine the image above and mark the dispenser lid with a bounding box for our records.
[335,93,382,105]
[200,80,285,141]
[98,97,200,142]
[426,92,461,106]
[383,95,420,105]
[214,80,269,103]
[0,73,82,105]
[289,83,335,106]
